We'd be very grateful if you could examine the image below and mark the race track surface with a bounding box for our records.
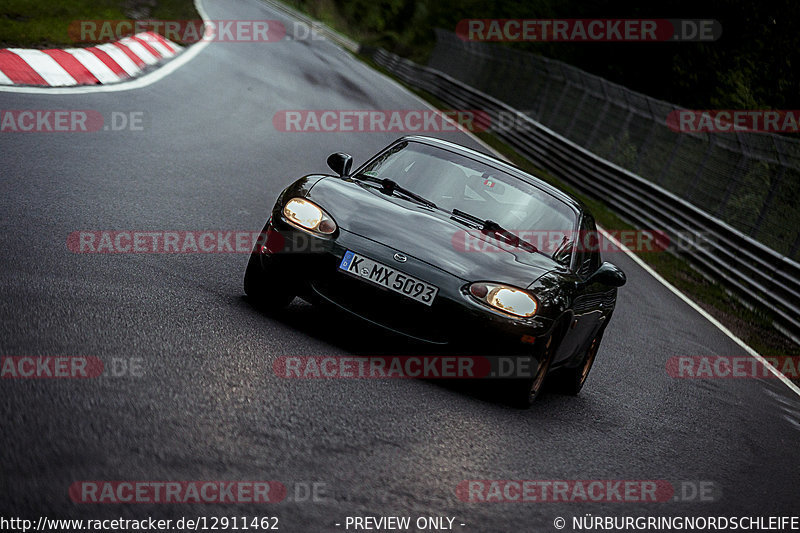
[1,0,799,530]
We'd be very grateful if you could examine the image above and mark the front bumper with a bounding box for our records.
[256,217,554,352]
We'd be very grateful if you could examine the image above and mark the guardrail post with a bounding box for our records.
[633,121,657,174]
[610,111,634,162]
[686,136,716,200]
[752,166,785,237]
[565,90,590,138]
[715,154,748,219]
[658,133,685,185]
[585,78,611,150]
[545,73,570,127]
[533,58,555,121]
[752,136,788,238]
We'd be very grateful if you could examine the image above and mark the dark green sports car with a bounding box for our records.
[244,136,625,406]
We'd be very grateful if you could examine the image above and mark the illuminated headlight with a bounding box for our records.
[468,282,538,317]
[283,198,337,235]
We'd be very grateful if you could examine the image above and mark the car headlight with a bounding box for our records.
[283,198,337,235]
[468,282,538,317]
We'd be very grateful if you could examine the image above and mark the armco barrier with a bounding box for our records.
[427,29,800,265]
[368,47,800,343]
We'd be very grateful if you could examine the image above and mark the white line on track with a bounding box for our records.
[597,227,800,397]
[0,0,211,94]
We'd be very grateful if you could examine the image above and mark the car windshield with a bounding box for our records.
[355,141,578,248]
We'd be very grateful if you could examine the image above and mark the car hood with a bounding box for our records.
[307,177,559,287]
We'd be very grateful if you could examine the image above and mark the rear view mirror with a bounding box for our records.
[327,152,353,177]
[468,173,506,195]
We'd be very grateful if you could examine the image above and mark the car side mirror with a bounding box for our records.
[327,152,353,177]
[585,262,626,287]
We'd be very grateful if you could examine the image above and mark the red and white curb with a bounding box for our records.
[0,31,183,87]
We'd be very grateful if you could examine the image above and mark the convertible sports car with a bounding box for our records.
[244,136,625,406]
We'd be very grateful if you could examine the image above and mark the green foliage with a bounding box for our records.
[0,0,199,47]
[292,0,799,110]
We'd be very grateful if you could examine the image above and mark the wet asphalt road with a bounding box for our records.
[1,0,799,531]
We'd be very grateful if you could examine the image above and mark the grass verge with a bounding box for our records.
[0,0,199,48]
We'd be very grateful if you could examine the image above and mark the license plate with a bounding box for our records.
[339,250,438,306]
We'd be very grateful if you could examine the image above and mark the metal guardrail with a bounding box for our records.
[427,30,800,265]
[369,47,800,343]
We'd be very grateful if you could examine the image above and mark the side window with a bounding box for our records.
[575,214,601,278]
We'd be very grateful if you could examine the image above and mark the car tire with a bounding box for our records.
[243,251,294,310]
[508,333,557,408]
[551,330,604,396]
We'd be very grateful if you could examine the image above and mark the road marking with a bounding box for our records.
[95,44,141,77]
[43,49,100,85]
[597,227,800,397]
[6,49,78,86]
[118,38,159,65]
[65,48,120,84]
[0,0,211,94]
[144,35,178,58]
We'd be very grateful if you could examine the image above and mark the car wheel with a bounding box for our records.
[552,331,604,396]
[508,333,557,408]
[243,251,294,310]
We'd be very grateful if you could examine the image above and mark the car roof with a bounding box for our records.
[397,135,584,215]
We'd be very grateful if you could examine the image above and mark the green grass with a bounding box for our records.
[0,0,199,48]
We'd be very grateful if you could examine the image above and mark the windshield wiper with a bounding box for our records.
[451,209,538,254]
[354,174,437,209]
